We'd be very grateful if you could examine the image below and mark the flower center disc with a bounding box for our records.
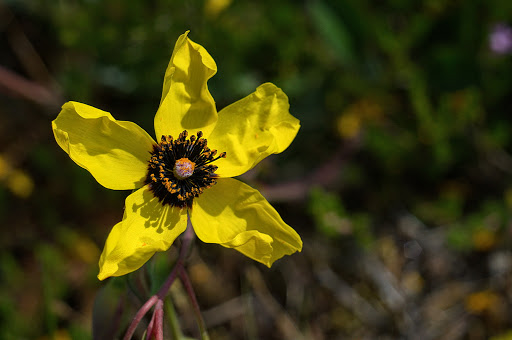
[145,130,226,209]
[173,158,195,180]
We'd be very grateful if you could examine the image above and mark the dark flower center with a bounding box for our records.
[145,130,226,208]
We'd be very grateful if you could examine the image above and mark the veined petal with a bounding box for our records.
[98,185,187,280]
[190,178,302,267]
[52,102,156,190]
[208,83,300,178]
[154,31,218,141]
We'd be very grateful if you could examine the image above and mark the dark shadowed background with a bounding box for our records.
[1,0,512,339]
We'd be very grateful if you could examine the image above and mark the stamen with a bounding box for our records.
[144,130,226,208]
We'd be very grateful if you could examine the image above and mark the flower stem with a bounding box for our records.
[122,295,159,340]
[122,219,195,340]
[153,299,164,340]
[156,217,194,299]
[179,266,210,340]
[145,303,157,338]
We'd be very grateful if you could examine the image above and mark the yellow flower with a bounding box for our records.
[52,32,302,280]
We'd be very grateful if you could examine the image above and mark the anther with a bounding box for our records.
[145,130,226,208]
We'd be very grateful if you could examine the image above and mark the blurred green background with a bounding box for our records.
[2,0,512,339]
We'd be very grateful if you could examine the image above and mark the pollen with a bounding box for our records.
[173,158,195,179]
[145,130,226,209]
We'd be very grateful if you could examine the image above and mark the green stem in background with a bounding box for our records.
[40,246,57,337]
[165,298,184,339]
[371,15,435,143]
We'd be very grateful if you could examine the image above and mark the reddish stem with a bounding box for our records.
[122,295,159,340]
[146,307,156,339]
[179,266,208,338]
[153,300,164,340]
[122,218,195,340]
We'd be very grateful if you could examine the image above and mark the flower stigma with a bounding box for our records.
[145,130,226,209]
[173,158,195,180]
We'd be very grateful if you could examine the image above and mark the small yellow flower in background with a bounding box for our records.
[337,112,361,139]
[52,31,302,280]
[490,330,512,340]
[7,170,34,198]
[465,290,499,314]
[504,187,512,210]
[59,228,101,264]
[38,329,72,340]
[204,0,232,17]
[336,98,384,139]
[0,155,10,179]
[0,154,34,198]
[472,228,496,251]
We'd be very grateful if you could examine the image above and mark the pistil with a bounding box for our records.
[145,130,226,208]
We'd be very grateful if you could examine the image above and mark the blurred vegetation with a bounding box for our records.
[1,0,512,339]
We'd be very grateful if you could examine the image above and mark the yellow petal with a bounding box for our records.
[98,185,187,280]
[154,31,218,141]
[190,178,302,267]
[208,83,300,178]
[52,102,156,190]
